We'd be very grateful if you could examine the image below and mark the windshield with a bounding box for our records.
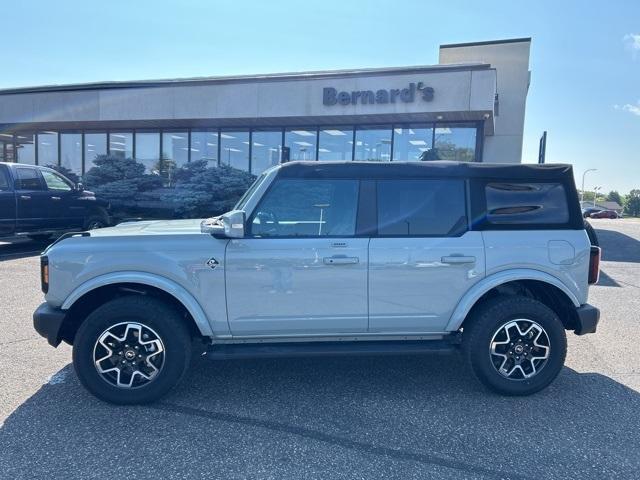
[234,171,268,211]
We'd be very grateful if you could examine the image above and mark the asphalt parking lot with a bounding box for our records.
[0,219,639,480]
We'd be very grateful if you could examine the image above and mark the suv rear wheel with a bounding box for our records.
[72,296,191,404]
[463,295,567,396]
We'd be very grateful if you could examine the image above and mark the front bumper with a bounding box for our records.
[574,304,600,335]
[33,302,67,347]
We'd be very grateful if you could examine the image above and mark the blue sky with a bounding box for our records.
[2,0,638,193]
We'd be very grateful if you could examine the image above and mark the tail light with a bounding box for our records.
[41,256,49,293]
[588,246,601,285]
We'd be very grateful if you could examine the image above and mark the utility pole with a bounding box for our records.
[581,169,597,204]
[593,186,601,207]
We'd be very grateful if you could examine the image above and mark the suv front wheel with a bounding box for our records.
[463,296,567,396]
[72,296,192,404]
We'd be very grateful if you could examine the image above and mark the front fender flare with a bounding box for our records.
[61,271,214,337]
[445,269,580,332]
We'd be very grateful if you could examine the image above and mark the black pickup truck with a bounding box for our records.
[0,162,110,240]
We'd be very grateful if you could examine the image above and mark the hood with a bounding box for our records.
[88,218,206,237]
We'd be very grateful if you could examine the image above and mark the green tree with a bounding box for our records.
[624,189,640,217]
[606,190,622,205]
[163,161,256,218]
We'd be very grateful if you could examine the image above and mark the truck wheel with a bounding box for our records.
[72,296,192,404]
[84,212,109,230]
[463,296,567,396]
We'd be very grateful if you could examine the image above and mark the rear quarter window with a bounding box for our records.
[485,182,569,225]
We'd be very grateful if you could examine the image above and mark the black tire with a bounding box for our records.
[84,209,109,230]
[463,295,567,396]
[72,296,192,404]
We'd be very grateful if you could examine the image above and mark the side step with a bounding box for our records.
[205,339,460,361]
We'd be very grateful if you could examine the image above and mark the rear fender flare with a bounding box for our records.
[446,268,580,332]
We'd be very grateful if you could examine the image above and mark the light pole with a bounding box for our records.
[593,186,602,208]
[581,169,597,204]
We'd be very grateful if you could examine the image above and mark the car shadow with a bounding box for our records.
[597,270,621,287]
[2,355,639,479]
[594,227,640,263]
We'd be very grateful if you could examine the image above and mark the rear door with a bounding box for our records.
[368,178,485,333]
[14,166,55,232]
[0,165,16,236]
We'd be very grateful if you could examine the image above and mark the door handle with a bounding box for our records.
[324,256,359,265]
[51,196,61,201]
[20,195,31,200]
[441,255,476,265]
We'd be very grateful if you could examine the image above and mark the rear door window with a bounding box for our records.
[376,179,467,236]
[0,167,10,191]
[485,182,569,224]
[15,167,45,190]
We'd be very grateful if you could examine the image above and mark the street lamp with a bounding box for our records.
[593,186,602,208]
[581,169,597,204]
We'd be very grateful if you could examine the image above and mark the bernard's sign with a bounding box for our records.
[323,82,434,106]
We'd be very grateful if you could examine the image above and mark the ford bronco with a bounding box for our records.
[33,161,601,404]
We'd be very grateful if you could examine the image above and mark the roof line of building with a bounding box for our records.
[440,37,532,49]
[0,62,492,96]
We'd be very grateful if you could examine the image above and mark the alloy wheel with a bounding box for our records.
[489,319,550,380]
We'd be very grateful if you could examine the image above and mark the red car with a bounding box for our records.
[590,210,618,219]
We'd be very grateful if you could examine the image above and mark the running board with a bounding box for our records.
[205,339,459,360]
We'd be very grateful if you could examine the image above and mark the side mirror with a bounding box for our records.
[201,210,245,238]
[76,182,84,192]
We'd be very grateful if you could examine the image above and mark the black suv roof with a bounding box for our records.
[277,161,575,181]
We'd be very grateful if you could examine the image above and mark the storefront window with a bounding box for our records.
[318,127,353,161]
[251,130,282,174]
[15,133,36,165]
[191,130,218,165]
[162,131,189,168]
[220,130,250,171]
[134,131,160,173]
[109,132,133,158]
[284,129,317,161]
[433,124,477,162]
[84,132,107,172]
[60,133,82,174]
[0,134,13,162]
[354,126,392,161]
[38,131,58,166]
[392,124,434,161]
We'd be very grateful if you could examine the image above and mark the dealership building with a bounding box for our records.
[0,38,531,177]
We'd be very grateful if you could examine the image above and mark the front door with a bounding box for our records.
[368,178,485,333]
[40,169,85,229]
[225,177,367,336]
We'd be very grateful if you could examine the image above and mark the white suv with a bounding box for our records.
[33,161,601,404]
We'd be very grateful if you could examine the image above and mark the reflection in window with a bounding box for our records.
[41,170,73,191]
[284,129,317,161]
[191,130,218,165]
[85,133,107,172]
[354,127,392,161]
[38,131,58,166]
[15,133,36,165]
[162,131,189,168]
[433,124,476,162]
[134,131,160,173]
[109,132,133,158]
[251,130,282,174]
[318,128,353,161]
[251,179,359,237]
[60,133,82,174]
[220,131,250,171]
[486,183,569,225]
[392,124,434,161]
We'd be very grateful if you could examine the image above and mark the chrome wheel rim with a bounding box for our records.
[489,319,550,380]
[93,322,165,389]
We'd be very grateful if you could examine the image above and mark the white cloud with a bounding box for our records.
[624,33,640,57]
[614,101,640,116]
